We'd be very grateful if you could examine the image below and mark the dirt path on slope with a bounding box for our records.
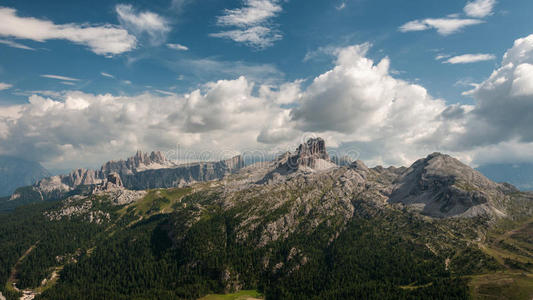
[7,242,39,292]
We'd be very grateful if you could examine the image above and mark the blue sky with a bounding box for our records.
[1,0,531,103]
[0,0,533,170]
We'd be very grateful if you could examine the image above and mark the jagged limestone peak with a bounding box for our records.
[287,137,335,171]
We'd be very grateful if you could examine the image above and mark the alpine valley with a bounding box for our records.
[1,138,533,300]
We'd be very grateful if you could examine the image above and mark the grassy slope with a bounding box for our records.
[470,217,533,299]
[198,290,263,300]
[469,272,533,300]
[122,187,192,217]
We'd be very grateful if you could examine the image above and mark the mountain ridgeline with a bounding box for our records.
[1,138,533,299]
[0,156,50,197]
[6,150,244,208]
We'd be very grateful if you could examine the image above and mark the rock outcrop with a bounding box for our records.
[287,137,335,171]
[390,153,510,218]
[106,172,123,188]
[259,138,337,184]
[92,172,146,206]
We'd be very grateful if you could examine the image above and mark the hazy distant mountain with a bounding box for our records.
[478,163,533,191]
[0,155,50,197]
[6,150,244,210]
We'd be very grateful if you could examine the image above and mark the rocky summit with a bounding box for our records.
[1,138,533,299]
[287,137,336,171]
[390,153,514,218]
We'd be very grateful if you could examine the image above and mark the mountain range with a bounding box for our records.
[0,156,50,198]
[0,138,532,299]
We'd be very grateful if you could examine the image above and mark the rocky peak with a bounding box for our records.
[260,138,336,183]
[406,152,496,189]
[296,138,329,160]
[390,152,508,218]
[64,168,102,187]
[101,150,173,175]
[149,151,167,163]
[287,138,335,171]
[127,150,169,169]
[91,171,147,205]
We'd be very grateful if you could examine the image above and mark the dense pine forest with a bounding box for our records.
[0,190,511,300]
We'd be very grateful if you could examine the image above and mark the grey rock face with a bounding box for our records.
[105,172,123,188]
[0,155,50,197]
[390,153,509,218]
[288,137,332,170]
[222,161,398,248]
[259,138,336,184]
[101,150,171,175]
[45,196,112,224]
[10,151,244,204]
[122,155,244,190]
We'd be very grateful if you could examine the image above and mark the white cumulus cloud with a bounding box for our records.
[41,74,79,81]
[289,43,449,165]
[440,34,533,165]
[4,34,533,169]
[212,0,283,49]
[0,38,35,50]
[399,18,483,35]
[400,0,496,36]
[116,4,170,46]
[167,43,188,51]
[464,0,497,18]
[0,7,136,56]
[100,72,114,79]
[444,53,496,64]
[0,82,13,90]
[0,79,288,168]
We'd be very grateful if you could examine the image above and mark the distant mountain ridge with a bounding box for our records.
[3,139,530,220]
[8,151,244,207]
[0,156,50,197]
